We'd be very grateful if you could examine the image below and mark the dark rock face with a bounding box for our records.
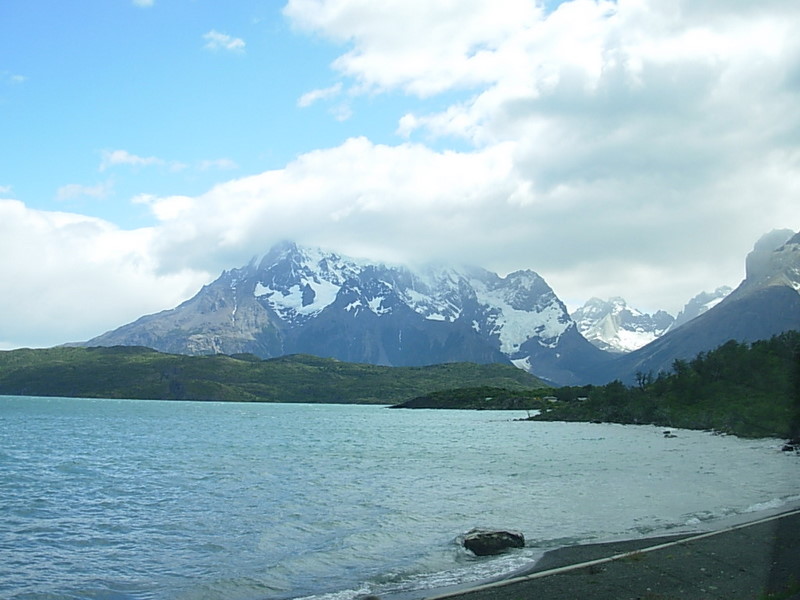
[461,528,525,556]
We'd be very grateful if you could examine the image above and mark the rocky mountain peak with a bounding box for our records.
[744,229,794,281]
[734,229,800,300]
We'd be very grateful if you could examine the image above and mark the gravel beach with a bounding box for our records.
[423,506,800,600]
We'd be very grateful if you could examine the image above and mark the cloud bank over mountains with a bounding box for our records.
[2,0,799,349]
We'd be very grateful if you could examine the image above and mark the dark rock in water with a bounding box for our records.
[461,528,525,556]
[781,439,799,453]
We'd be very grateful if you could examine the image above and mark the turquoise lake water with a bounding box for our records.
[1,396,798,600]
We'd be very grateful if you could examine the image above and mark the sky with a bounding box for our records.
[1,0,799,350]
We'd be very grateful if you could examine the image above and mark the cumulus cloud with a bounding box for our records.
[132,134,779,314]
[120,0,800,315]
[141,138,519,273]
[5,0,800,348]
[284,0,542,96]
[274,0,800,312]
[0,200,208,349]
[203,30,246,53]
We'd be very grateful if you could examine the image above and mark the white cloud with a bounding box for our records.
[2,71,27,85]
[100,149,165,171]
[203,30,246,53]
[275,0,800,314]
[330,102,353,122]
[0,200,208,349]
[56,181,113,202]
[99,149,196,173]
[197,158,238,171]
[284,0,543,96]
[136,134,783,315]
[5,0,800,349]
[132,0,154,7]
[138,137,518,271]
[298,82,343,107]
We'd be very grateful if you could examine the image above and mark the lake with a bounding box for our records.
[1,396,798,600]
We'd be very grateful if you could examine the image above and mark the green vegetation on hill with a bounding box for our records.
[390,386,549,410]
[0,346,545,404]
[532,332,800,438]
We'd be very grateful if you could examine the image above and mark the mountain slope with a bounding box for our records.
[82,242,611,385]
[603,230,800,382]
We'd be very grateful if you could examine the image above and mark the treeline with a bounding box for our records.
[390,386,547,410]
[533,331,800,439]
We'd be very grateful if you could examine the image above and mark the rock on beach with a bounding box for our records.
[461,528,525,556]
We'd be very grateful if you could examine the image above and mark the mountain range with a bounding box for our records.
[570,286,732,354]
[80,229,800,385]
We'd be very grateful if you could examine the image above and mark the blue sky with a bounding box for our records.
[1,0,799,349]
[1,1,421,225]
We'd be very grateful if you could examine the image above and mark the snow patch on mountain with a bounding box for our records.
[255,279,342,319]
[511,356,533,371]
[471,276,569,353]
[474,278,564,354]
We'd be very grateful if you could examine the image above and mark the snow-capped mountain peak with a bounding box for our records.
[84,241,608,384]
[253,243,364,322]
[250,247,576,355]
[571,297,674,354]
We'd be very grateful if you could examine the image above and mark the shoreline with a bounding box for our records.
[417,501,800,600]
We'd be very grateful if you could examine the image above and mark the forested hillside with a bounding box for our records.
[534,332,800,438]
[0,346,544,404]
